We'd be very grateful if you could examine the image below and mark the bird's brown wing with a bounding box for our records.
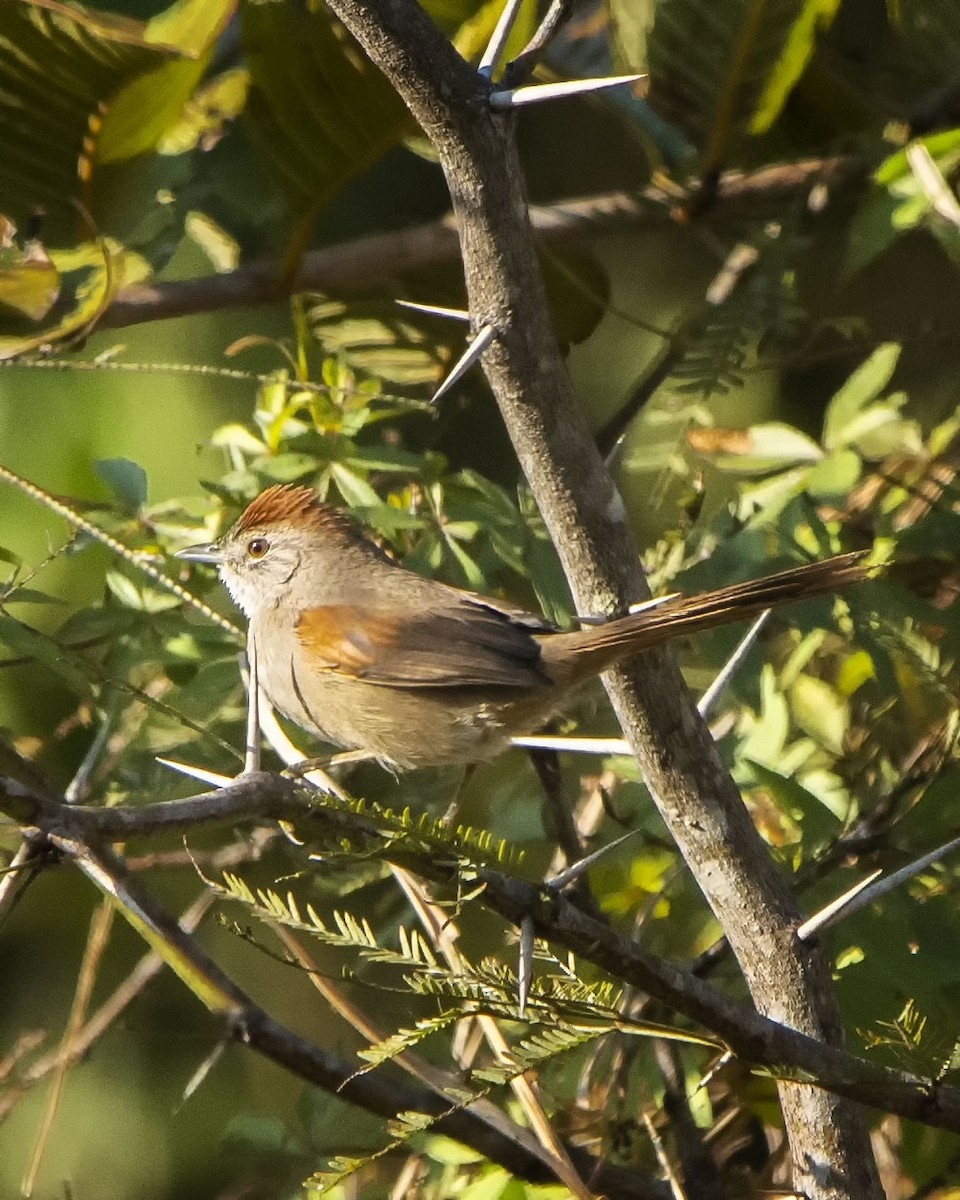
[295,598,550,689]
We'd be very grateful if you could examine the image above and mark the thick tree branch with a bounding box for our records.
[95,161,848,332]
[312,5,882,1196]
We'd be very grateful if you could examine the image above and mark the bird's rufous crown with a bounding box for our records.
[234,484,359,542]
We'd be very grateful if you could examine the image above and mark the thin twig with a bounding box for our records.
[21,898,115,1196]
[96,165,853,333]
[0,464,240,637]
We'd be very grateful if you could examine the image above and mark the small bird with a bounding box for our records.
[177,484,871,769]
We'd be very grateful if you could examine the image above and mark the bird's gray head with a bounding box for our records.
[175,484,360,618]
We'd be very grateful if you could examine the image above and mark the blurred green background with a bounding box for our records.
[3,0,960,1197]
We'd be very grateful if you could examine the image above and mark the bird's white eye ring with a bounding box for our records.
[247,536,269,559]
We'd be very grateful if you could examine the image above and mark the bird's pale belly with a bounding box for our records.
[254,633,554,767]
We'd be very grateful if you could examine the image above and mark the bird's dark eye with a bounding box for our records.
[247,536,269,560]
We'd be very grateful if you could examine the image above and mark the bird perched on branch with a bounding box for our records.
[178,484,872,769]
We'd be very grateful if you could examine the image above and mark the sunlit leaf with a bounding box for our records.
[451,0,538,69]
[823,343,901,451]
[0,0,230,227]
[0,239,122,359]
[788,673,849,755]
[185,212,240,272]
[157,67,250,155]
[746,759,842,848]
[329,461,382,508]
[750,0,840,134]
[0,239,59,320]
[687,422,823,473]
[736,664,790,765]
[306,296,447,388]
[211,423,271,456]
[847,131,960,275]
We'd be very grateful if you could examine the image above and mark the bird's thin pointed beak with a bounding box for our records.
[175,543,224,565]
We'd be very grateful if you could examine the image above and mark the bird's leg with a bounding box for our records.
[440,762,478,829]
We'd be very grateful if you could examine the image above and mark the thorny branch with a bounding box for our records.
[3,771,960,1136]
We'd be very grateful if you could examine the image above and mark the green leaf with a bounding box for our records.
[450,0,538,69]
[736,664,790,765]
[94,457,148,512]
[875,129,960,189]
[803,448,863,501]
[0,240,124,359]
[143,0,235,55]
[830,396,921,460]
[184,211,241,273]
[306,296,448,388]
[240,1,411,215]
[105,571,148,610]
[106,571,181,614]
[694,422,823,473]
[344,444,423,474]
[0,587,63,605]
[788,674,849,756]
[255,452,318,483]
[98,57,211,165]
[0,0,228,227]
[643,0,813,172]
[157,67,250,155]
[745,758,842,848]
[749,0,840,134]
[210,423,270,456]
[92,0,235,162]
[822,343,901,451]
[609,0,656,71]
[847,132,960,274]
[328,462,381,508]
[0,242,59,320]
[0,612,94,698]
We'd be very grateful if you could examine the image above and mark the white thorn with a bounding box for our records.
[577,593,677,625]
[489,74,644,110]
[510,734,632,755]
[698,611,770,719]
[626,592,679,616]
[155,758,235,788]
[695,1049,734,1094]
[479,0,525,78]
[798,830,960,941]
[796,870,884,942]
[254,699,357,799]
[430,324,495,403]
[548,830,640,892]
[396,299,471,322]
[179,1039,227,1106]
